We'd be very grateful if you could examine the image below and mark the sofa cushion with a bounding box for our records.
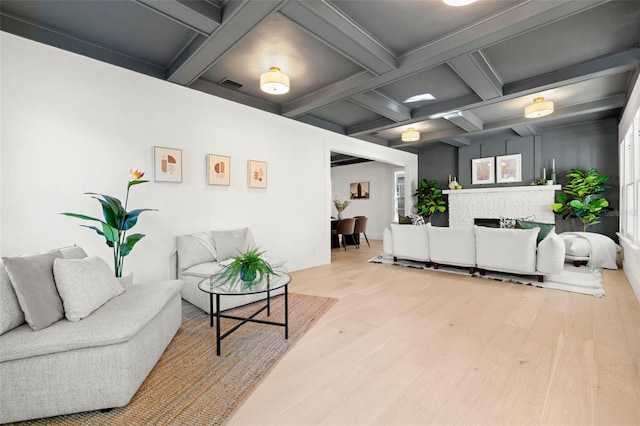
[211,228,256,261]
[59,245,88,259]
[427,224,476,267]
[0,260,25,336]
[2,251,64,331]
[181,261,225,278]
[0,279,183,362]
[536,232,565,274]
[516,219,555,243]
[176,232,217,272]
[474,226,538,274]
[54,256,125,321]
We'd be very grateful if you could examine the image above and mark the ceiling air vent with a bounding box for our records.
[217,78,243,90]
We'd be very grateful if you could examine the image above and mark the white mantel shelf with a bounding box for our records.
[443,185,561,195]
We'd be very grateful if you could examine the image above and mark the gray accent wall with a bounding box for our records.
[417,118,619,240]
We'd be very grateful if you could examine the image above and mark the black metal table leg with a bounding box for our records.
[216,294,221,356]
[209,293,214,327]
[285,284,288,339]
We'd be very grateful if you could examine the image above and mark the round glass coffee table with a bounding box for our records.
[198,270,291,355]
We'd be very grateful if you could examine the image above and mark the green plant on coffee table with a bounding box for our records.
[551,168,611,231]
[413,179,447,222]
[217,247,276,287]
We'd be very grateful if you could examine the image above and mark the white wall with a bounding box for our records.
[0,32,417,282]
[330,161,399,239]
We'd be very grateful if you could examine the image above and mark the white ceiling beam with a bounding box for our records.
[168,0,284,86]
[279,1,397,75]
[447,51,503,100]
[349,91,411,122]
[282,0,606,118]
[133,0,221,35]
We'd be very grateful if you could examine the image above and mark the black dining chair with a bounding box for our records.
[353,216,370,248]
[332,218,356,250]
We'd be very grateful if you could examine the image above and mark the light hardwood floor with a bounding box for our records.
[229,240,640,425]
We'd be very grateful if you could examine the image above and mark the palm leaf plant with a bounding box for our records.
[413,179,447,222]
[60,169,156,277]
[551,168,611,231]
[217,247,276,288]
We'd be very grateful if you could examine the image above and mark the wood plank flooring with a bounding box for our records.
[228,240,640,425]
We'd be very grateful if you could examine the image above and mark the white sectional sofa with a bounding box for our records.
[0,246,183,423]
[176,227,286,314]
[385,223,565,281]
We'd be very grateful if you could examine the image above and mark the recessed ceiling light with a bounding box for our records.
[443,0,477,6]
[403,93,435,103]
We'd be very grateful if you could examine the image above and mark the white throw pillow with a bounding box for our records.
[53,256,125,321]
[212,228,256,261]
[0,260,26,335]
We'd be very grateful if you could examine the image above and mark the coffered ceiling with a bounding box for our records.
[2,0,639,153]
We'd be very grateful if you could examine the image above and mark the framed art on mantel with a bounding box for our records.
[471,157,495,184]
[208,154,230,186]
[248,160,267,188]
[496,154,522,183]
[154,146,182,183]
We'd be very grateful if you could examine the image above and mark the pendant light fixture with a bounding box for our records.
[401,127,420,142]
[260,67,290,95]
[524,97,554,118]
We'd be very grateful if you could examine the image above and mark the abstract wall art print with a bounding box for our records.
[248,160,267,188]
[471,157,495,185]
[154,146,182,183]
[208,154,230,186]
[496,153,522,183]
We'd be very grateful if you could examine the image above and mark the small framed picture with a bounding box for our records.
[207,154,230,186]
[153,146,182,183]
[471,157,495,184]
[248,160,267,188]
[350,181,370,199]
[496,154,522,183]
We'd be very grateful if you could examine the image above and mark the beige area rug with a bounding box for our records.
[369,255,605,297]
[15,293,337,426]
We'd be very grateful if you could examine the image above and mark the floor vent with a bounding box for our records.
[217,78,243,90]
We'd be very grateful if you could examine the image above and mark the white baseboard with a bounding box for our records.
[618,233,640,302]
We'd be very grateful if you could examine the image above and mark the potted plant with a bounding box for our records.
[413,179,447,222]
[333,196,350,219]
[218,247,276,287]
[60,169,156,278]
[552,168,611,231]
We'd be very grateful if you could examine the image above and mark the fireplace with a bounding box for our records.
[474,218,501,228]
[443,185,561,227]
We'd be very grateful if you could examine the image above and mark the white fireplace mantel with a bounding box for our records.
[444,185,561,227]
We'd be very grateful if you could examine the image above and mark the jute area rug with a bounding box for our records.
[15,293,337,426]
[369,255,604,297]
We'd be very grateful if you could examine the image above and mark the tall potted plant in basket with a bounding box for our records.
[60,169,156,278]
[552,168,610,232]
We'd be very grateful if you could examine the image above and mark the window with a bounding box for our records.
[620,108,640,245]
